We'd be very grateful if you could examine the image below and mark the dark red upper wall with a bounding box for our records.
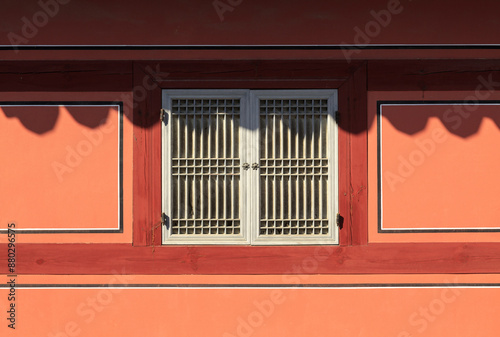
[1,0,499,46]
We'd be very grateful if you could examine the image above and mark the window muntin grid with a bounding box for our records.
[259,99,329,237]
[170,98,241,236]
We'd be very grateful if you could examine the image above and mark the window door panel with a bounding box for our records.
[252,92,337,244]
[164,91,249,244]
[163,90,337,245]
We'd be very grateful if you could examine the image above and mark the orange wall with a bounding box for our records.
[368,91,500,243]
[3,274,500,337]
[0,92,133,243]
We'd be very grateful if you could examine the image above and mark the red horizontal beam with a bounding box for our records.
[0,61,133,92]
[142,60,362,89]
[3,242,500,275]
[368,59,500,91]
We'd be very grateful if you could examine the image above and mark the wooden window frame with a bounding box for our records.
[131,60,368,269]
[132,61,366,249]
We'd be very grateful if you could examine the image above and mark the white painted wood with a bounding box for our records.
[162,90,249,244]
[251,90,338,245]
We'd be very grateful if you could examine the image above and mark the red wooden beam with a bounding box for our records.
[4,242,500,275]
[0,61,132,92]
[368,59,500,91]
[148,60,360,89]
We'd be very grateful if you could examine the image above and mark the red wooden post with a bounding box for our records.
[132,63,163,247]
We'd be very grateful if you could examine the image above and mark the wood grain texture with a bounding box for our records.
[3,242,500,275]
[150,60,361,89]
[338,70,351,245]
[0,61,132,92]
[368,59,500,91]
[132,63,162,246]
[338,63,369,246]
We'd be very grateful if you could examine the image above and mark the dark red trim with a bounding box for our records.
[367,59,500,91]
[6,50,500,62]
[0,61,132,92]
[338,76,350,245]
[149,60,359,89]
[338,63,369,246]
[132,64,162,246]
[4,242,500,275]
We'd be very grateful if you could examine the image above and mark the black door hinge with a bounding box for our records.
[160,109,168,123]
[161,212,169,228]
[336,213,344,229]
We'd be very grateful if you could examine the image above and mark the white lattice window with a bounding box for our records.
[162,90,338,245]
